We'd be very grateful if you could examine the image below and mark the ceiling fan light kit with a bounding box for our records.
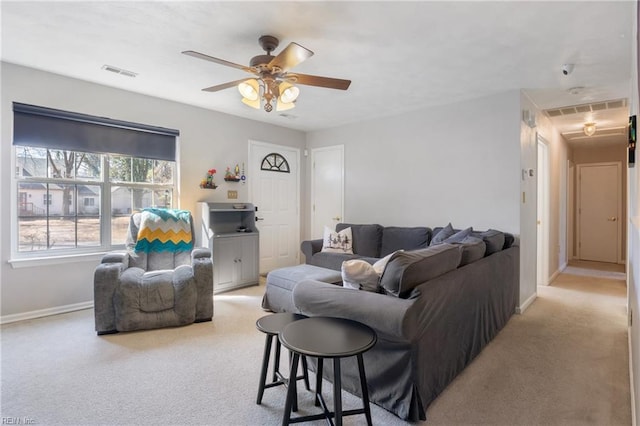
[183,35,351,113]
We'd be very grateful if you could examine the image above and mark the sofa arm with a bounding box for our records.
[101,251,129,267]
[292,280,416,341]
[192,247,211,260]
[192,250,213,321]
[300,239,323,263]
[94,260,126,334]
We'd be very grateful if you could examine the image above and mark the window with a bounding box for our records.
[13,103,179,257]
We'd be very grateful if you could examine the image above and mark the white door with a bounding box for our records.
[249,140,300,274]
[311,145,344,239]
[577,162,621,263]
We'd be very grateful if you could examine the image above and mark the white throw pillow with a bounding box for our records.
[322,226,354,254]
[341,259,379,291]
[372,250,403,275]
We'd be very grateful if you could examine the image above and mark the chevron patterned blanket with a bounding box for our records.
[134,208,194,253]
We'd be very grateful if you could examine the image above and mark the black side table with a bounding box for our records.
[256,313,310,410]
[279,316,377,426]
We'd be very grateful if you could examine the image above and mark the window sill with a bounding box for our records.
[8,252,107,269]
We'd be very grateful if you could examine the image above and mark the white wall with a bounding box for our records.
[306,91,522,232]
[0,62,305,318]
[306,91,532,307]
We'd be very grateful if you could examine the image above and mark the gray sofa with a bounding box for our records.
[301,223,431,270]
[264,223,519,421]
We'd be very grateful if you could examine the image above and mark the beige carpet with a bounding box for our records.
[1,265,631,425]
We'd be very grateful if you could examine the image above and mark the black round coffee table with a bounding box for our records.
[256,313,310,410]
[279,316,377,426]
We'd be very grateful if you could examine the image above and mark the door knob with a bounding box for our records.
[607,217,617,222]
[332,216,341,221]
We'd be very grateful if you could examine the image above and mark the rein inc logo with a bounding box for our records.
[2,418,36,425]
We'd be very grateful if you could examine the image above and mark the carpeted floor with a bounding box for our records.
[0,264,631,425]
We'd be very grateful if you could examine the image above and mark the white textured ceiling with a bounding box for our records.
[0,1,634,138]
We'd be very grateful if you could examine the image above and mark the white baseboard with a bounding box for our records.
[516,292,537,314]
[630,331,637,426]
[549,268,562,285]
[0,301,93,325]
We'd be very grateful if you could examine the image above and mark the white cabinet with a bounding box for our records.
[197,202,259,294]
[214,234,259,292]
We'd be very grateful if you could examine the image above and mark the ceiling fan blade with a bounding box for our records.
[202,79,248,93]
[182,50,255,73]
[286,73,351,90]
[268,42,314,73]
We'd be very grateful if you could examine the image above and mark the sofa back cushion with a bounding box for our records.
[379,244,462,298]
[336,223,383,258]
[457,236,486,266]
[380,226,431,257]
[472,229,505,255]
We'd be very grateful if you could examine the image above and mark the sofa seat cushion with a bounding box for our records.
[380,244,462,298]
[267,264,343,293]
[336,223,383,257]
[118,268,175,312]
[310,252,378,271]
[380,226,430,257]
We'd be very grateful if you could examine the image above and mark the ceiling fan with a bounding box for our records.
[182,35,351,112]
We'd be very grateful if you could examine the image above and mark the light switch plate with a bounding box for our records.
[227,190,238,199]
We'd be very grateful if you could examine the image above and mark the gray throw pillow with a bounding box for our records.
[379,244,462,298]
[456,236,486,266]
[472,229,505,255]
[444,227,472,244]
[430,223,454,245]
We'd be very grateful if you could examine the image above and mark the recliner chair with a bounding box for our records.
[94,208,213,335]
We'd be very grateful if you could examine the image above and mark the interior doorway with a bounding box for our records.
[537,137,550,286]
[310,145,344,239]
[576,162,622,264]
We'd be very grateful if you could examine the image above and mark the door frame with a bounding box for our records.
[247,139,301,269]
[575,161,622,263]
[310,145,345,239]
[536,136,550,286]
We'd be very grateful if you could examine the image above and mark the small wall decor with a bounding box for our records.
[240,162,246,184]
[200,168,218,189]
[224,164,241,182]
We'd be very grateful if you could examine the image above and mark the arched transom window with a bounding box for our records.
[260,153,290,173]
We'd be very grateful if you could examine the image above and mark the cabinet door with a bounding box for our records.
[238,234,259,285]
[213,237,238,290]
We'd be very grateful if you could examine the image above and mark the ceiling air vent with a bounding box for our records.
[544,98,627,118]
[101,64,138,78]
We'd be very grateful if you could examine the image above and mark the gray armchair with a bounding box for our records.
[94,209,213,335]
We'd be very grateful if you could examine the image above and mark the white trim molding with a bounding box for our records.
[516,292,537,314]
[0,301,93,325]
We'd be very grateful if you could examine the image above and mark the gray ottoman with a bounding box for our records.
[262,264,343,313]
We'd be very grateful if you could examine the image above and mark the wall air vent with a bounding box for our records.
[544,98,627,118]
[101,64,138,78]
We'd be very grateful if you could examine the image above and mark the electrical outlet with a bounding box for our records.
[227,190,238,199]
